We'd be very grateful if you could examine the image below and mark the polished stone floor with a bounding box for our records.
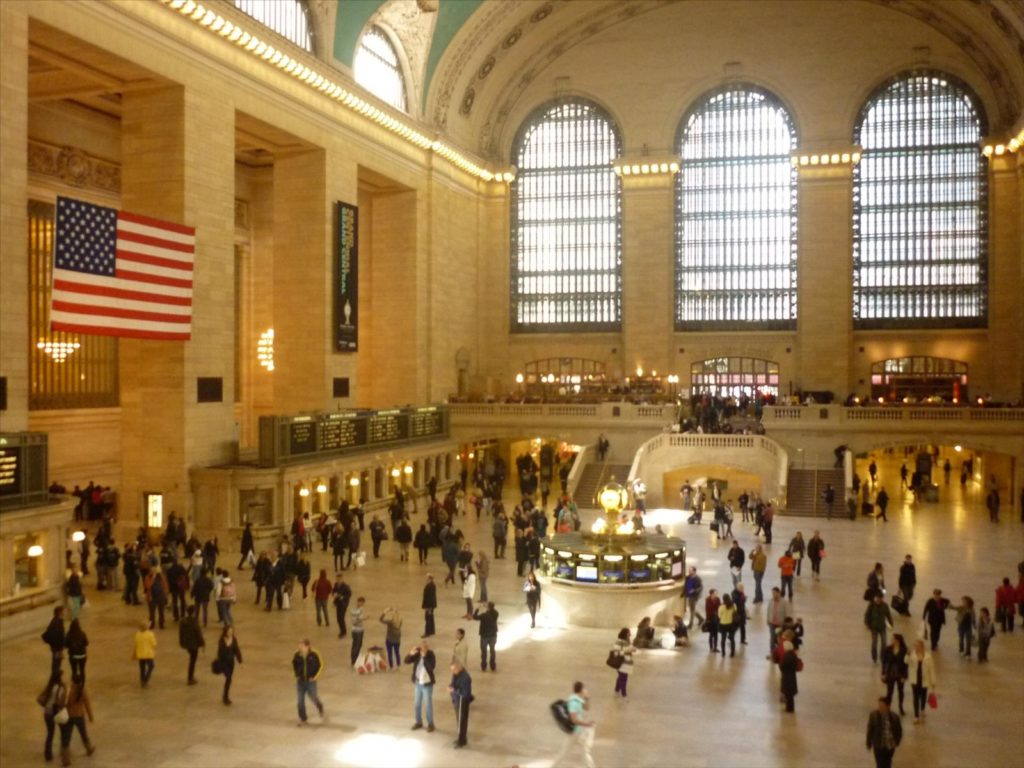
[2,455,1023,768]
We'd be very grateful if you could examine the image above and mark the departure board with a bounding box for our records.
[288,419,317,455]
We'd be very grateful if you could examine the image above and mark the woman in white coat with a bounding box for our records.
[908,638,937,722]
[461,566,477,620]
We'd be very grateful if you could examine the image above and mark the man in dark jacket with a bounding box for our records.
[422,574,437,637]
[897,555,917,609]
[865,593,894,663]
[472,602,499,672]
[265,551,284,611]
[727,541,745,588]
[292,639,325,725]
[332,574,352,638]
[238,522,255,570]
[922,589,949,650]
[875,487,890,521]
[866,697,902,768]
[41,606,65,676]
[405,640,437,731]
[122,545,141,605]
[448,662,472,748]
[191,569,214,627]
[167,560,189,622]
[178,604,204,684]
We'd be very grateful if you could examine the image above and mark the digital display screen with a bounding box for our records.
[629,569,650,581]
[602,570,624,582]
[671,561,683,578]
[556,564,574,578]
[576,565,598,581]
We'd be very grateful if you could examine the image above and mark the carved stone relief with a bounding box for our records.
[27,141,121,194]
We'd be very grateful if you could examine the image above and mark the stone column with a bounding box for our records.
[0,5,28,431]
[119,85,236,531]
[795,159,854,397]
[987,153,1022,402]
[621,172,676,379]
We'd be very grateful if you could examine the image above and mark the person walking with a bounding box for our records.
[778,640,800,713]
[381,607,403,670]
[953,596,976,658]
[40,670,68,763]
[292,640,325,725]
[995,577,1016,632]
[414,524,432,565]
[475,551,490,603]
[778,550,796,601]
[133,621,157,687]
[718,593,737,657]
[704,589,721,652]
[332,573,352,638]
[611,628,636,698]
[766,587,791,658]
[64,619,88,685]
[922,590,949,651]
[682,567,704,627]
[986,484,1000,523]
[875,486,890,521]
[369,515,387,559]
[727,541,745,589]
[461,566,477,620]
[898,555,917,610]
[907,639,936,722]
[866,697,903,768]
[405,640,437,732]
[217,573,237,626]
[237,522,255,570]
[178,605,204,685]
[448,662,472,748]
[865,593,894,663]
[144,567,169,630]
[976,607,995,662]
[806,531,825,581]
[312,569,333,628]
[451,628,469,670]
[422,574,437,637]
[880,634,908,715]
[42,607,66,678]
[472,601,499,672]
[789,533,806,577]
[396,517,413,562]
[731,583,749,645]
[191,569,213,628]
[750,545,767,603]
[552,681,596,768]
[350,597,366,666]
[215,625,242,705]
[524,571,542,628]
[66,570,85,621]
[823,484,836,519]
[63,675,96,761]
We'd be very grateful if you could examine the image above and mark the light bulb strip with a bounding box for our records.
[612,158,680,177]
[790,150,861,168]
[159,0,511,183]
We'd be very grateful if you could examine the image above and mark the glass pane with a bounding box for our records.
[233,0,313,52]
[355,27,407,112]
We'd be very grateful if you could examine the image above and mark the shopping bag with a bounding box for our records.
[928,692,938,709]
[282,591,291,610]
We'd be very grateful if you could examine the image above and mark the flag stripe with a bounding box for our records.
[116,267,194,288]
[118,210,196,238]
[117,230,196,256]
[52,300,191,324]
[52,278,193,306]
[52,196,194,340]
[116,248,195,272]
[53,268,191,298]
[51,318,191,340]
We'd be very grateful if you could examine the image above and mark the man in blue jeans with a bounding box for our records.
[292,639,325,725]
[404,640,436,732]
[472,602,499,671]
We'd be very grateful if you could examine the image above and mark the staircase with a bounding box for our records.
[785,468,845,517]
[573,463,633,508]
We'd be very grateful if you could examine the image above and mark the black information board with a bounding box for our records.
[259,406,448,467]
[334,201,358,352]
[0,446,21,496]
[288,419,317,455]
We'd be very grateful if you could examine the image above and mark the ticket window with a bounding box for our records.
[553,550,576,580]
[575,554,599,582]
[628,554,651,583]
[600,554,626,584]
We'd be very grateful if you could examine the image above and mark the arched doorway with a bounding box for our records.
[870,357,968,403]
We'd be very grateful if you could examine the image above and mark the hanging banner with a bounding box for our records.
[335,201,358,352]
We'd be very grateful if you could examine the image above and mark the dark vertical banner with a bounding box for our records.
[335,201,358,352]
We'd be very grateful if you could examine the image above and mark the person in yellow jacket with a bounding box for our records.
[133,621,157,687]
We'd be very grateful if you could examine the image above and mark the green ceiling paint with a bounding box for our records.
[334,0,385,66]
[424,0,484,104]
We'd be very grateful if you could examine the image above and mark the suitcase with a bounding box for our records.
[891,593,910,616]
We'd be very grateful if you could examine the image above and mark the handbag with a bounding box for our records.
[928,692,938,709]
[212,659,222,675]
[54,707,70,725]
[606,650,624,670]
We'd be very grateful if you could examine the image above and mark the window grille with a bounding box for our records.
[690,357,780,398]
[233,0,313,52]
[354,26,408,112]
[675,87,798,330]
[852,71,987,328]
[28,200,119,410]
[510,100,622,332]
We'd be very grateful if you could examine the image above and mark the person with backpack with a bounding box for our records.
[552,681,595,768]
[144,568,169,630]
[611,628,636,698]
[178,605,204,684]
[39,669,68,763]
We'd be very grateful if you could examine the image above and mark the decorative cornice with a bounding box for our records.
[27,140,121,194]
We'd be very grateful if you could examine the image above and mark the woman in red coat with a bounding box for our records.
[995,577,1016,632]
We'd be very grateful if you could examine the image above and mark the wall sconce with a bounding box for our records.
[316,483,327,494]
[298,487,310,497]
[636,367,644,377]
[349,477,360,487]
[390,468,401,478]
[71,531,85,543]
[403,465,413,475]
[36,339,81,363]
[28,544,44,557]
[515,373,524,384]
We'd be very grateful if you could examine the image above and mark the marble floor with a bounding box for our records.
[2,454,1023,768]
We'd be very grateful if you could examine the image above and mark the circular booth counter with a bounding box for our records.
[538,532,686,629]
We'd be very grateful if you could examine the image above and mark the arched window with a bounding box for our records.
[510,100,622,332]
[676,87,797,330]
[354,26,408,112]
[870,356,968,402]
[233,0,313,52]
[853,71,988,328]
[690,357,780,398]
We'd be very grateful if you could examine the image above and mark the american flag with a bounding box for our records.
[51,196,194,340]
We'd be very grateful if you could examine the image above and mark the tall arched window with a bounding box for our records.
[510,100,622,332]
[354,26,408,112]
[853,71,988,328]
[676,87,797,330]
[233,0,313,52]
